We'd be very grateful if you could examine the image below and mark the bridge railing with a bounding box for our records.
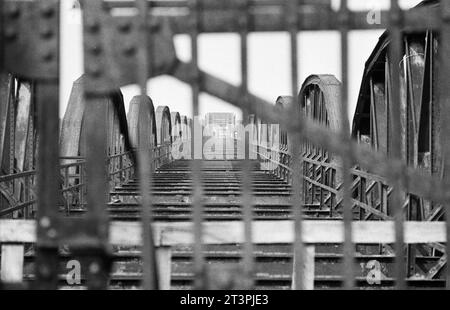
[0,151,137,219]
[253,142,437,223]
[0,170,36,219]
[153,142,173,169]
[0,143,177,219]
[107,152,135,189]
[253,142,291,181]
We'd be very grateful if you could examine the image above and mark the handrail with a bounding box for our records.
[0,151,137,219]
[252,142,432,222]
[0,141,179,218]
[0,171,36,183]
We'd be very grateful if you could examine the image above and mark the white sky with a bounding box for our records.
[60,0,422,122]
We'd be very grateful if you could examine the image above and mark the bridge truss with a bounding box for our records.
[0,0,450,290]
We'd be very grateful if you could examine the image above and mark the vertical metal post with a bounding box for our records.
[64,167,69,215]
[82,0,112,290]
[339,0,355,290]
[35,81,60,290]
[287,0,306,290]
[24,174,30,218]
[137,0,159,290]
[79,162,85,207]
[119,154,123,186]
[388,0,407,289]
[33,0,61,290]
[238,0,254,289]
[83,91,112,289]
[438,0,450,290]
[188,0,206,289]
[9,77,15,175]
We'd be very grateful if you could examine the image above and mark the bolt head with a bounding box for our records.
[89,262,100,274]
[47,229,57,239]
[87,19,100,33]
[41,51,54,62]
[88,64,102,78]
[39,265,51,277]
[40,27,53,39]
[123,44,136,56]
[89,44,102,56]
[40,217,51,228]
[41,5,55,18]
[4,28,17,41]
[7,4,20,19]
[118,21,132,33]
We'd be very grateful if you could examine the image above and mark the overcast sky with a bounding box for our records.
[60,0,422,122]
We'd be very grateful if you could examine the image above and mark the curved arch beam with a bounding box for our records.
[180,115,188,141]
[127,95,157,149]
[60,75,133,158]
[276,96,293,109]
[248,114,259,146]
[171,112,181,142]
[187,118,193,142]
[155,106,172,146]
[299,74,342,132]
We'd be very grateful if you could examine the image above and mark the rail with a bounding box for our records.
[254,142,439,222]
[0,152,136,219]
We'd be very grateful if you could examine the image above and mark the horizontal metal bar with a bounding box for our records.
[0,201,36,217]
[107,152,134,160]
[0,220,447,246]
[109,167,133,176]
[106,0,331,9]
[60,162,86,169]
[62,184,84,192]
[303,175,338,195]
[60,156,84,160]
[108,6,440,33]
[0,171,35,182]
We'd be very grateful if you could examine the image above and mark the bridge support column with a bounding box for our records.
[291,246,315,290]
[156,247,172,290]
[1,244,24,283]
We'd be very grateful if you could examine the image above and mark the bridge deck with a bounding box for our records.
[12,159,435,289]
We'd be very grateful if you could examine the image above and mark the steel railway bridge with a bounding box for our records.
[1,0,450,290]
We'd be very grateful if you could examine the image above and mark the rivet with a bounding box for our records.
[41,5,55,18]
[443,12,450,23]
[123,44,136,56]
[87,19,100,33]
[88,64,102,78]
[338,11,350,26]
[40,217,51,228]
[7,4,20,19]
[42,51,54,62]
[389,11,402,26]
[89,44,102,56]
[150,20,160,31]
[39,265,51,277]
[40,26,53,39]
[4,28,17,41]
[89,262,100,274]
[47,229,57,239]
[118,21,132,33]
